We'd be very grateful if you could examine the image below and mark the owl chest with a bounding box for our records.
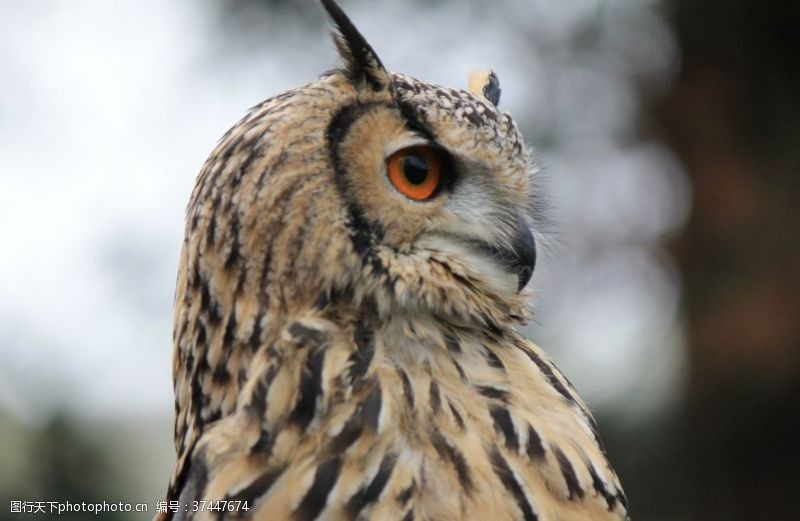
[368,322,513,437]
[333,327,526,519]
[249,317,577,520]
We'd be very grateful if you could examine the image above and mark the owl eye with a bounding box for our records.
[386,146,442,201]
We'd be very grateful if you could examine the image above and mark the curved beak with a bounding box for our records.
[488,214,536,292]
[510,216,536,291]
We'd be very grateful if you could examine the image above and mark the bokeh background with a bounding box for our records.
[1,0,798,519]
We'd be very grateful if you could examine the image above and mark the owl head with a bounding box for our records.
[182,0,540,331]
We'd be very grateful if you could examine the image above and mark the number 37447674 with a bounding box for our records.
[191,500,250,512]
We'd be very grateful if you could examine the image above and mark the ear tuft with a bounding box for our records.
[467,70,501,106]
[321,0,392,92]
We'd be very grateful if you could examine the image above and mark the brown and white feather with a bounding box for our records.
[160,2,628,520]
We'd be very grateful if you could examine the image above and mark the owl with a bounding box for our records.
[160,1,628,520]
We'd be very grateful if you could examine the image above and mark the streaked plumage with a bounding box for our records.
[159,1,628,519]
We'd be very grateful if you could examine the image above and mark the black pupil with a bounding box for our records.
[402,154,429,185]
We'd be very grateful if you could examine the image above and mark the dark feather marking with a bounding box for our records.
[255,149,287,193]
[211,359,230,385]
[452,358,467,381]
[314,285,351,310]
[559,370,582,395]
[237,364,248,388]
[223,312,236,348]
[296,457,343,521]
[489,448,538,521]
[465,108,486,127]
[229,138,262,191]
[448,400,465,431]
[432,258,477,290]
[431,429,473,491]
[190,258,202,289]
[485,319,502,337]
[288,322,328,348]
[396,483,414,505]
[195,353,210,394]
[255,147,288,194]
[194,319,207,346]
[554,447,584,500]
[349,322,375,381]
[290,348,326,429]
[519,346,576,405]
[618,489,629,510]
[250,429,275,455]
[176,318,188,346]
[397,100,436,142]
[283,190,317,275]
[526,424,546,460]
[327,103,389,267]
[224,466,285,505]
[315,291,331,309]
[327,104,372,159]
[190,349,210,425]
[204,132,245,198]
[587,413,608,452]
[199,278,211,313]
[429,381,441,413]
[482,344,505,369]
[223,217,241,270]
[233,264,247,297]
[206,211,217,248]
[228,150,252,191]
[204,407,221,425]
[256,176,303,293]
[349,204,385,262]
[443,331,461,353]
[401,509,414,521]
[396,367,415,408]
[329,407,364,454]
[588,462,617,510]
[172,451,208,521]
[184,351,195,416]
[249,307,264,352]
[246,364,278,420]
[347,453,397,515]
[477,386,509,402]
[199,279,222,327]
[259,234,274,298]
[362,382,382,431]
[490,406,519,451]
[550,365,601,448]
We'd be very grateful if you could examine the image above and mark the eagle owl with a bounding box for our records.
[161,1,628,520]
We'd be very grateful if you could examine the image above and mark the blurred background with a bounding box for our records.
[0,0,797,519]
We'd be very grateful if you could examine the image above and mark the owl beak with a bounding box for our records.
[487,215,536,292]
[510,217,536,291]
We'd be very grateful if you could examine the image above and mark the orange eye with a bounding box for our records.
[386,146,442,201]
